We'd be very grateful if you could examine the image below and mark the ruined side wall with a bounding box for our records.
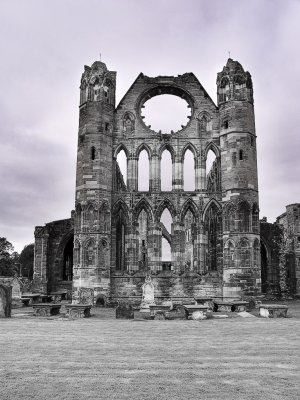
[33,218,73,294]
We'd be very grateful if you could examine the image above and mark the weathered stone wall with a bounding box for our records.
[34,57,263,302]
[33,217,73,294]
[260,219,282,293]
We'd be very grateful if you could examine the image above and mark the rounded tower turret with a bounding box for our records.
[217,58,260,297]
[73,60,116,302]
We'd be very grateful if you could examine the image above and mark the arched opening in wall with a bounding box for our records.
[116,210,126,271]
[91,146,96,161]
[84,239,95,268]
[206,149,216,176]
[237,238,250,269]
[261,240,268,293]
[63,236,74,281]
[204,203,222,271]
[184,150,195,191]
[138,150,149,191]
[141,95,191,134]
[162,238,171,271]
[95,295,107,308]
[238,202,250,232]
[116,149,127,187]
[224,204,235,232]
[137,209,148,269]
[160,208,172,234]
[160,208,173,270]
[224,241,234,269]
[183,209,195,270]
[161,150,172,191]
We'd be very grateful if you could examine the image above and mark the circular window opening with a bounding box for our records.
[141,94,191,134]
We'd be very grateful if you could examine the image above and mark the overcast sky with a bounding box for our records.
[0,0,300,253]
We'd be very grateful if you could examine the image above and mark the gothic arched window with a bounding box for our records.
[84,240,95,267]
[237,238,250,269]
[238,202,250,232]
[224,241,235,269]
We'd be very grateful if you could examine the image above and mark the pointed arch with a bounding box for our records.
[54,230,74,280]
[113,143,130,159]
[224,239,235,248]
[160,147,173,191]
[236,237,250,269]
[204,142,220,159]
[203,198,222,221]
[122,111,135,134]
[183,147,195,191]
[83,238,96,267]
[133,198,154,223]
[197,111,212,132]
[158,143,175,161]
[112,199,130,224]
[204,199,222,271]
[135,143,152,159]
[155,198,177,221]
[138,148,150,191]
[180,198,199,222]
[223,202,235,232]
[224,239,235,269]
[99,201,110,232]
[181,142,198,162]
[237,200,251,232]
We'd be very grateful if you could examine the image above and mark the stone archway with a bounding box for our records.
[261,240,268,293]
[63,236,74,281]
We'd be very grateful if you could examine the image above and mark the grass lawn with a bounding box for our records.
[0,304,300,400]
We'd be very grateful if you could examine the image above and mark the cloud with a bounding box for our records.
[0,0,299,251]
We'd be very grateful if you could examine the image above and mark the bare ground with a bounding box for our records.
[0,302,300,400]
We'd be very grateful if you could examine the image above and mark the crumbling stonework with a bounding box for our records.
[34,58,263,301]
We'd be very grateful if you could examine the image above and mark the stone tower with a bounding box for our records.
[73,61,116,302]
[217,59,260,297]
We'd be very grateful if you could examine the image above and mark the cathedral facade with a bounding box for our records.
[33,58,263,304]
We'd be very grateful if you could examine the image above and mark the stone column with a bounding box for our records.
[126,223,139,272]
[33,228,49,294]
[172,221,185,272]
[127,156,138,191]
[198,154,206,191]
[198,220,206,273]
[147,222,162,272]
[150,154,160,191]
[173,155,183,191]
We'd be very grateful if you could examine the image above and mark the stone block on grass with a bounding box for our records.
[116,303,134,319]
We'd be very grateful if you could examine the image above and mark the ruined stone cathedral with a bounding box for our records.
[33,58,263,304]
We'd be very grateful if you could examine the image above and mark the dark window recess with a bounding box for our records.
[232,152,237,166]
[239,150,243,160]
[105,123,109,131]
[91,147,96,160]
[297,236,300,242]
[224,120,229,129]
[250,136,254,146]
